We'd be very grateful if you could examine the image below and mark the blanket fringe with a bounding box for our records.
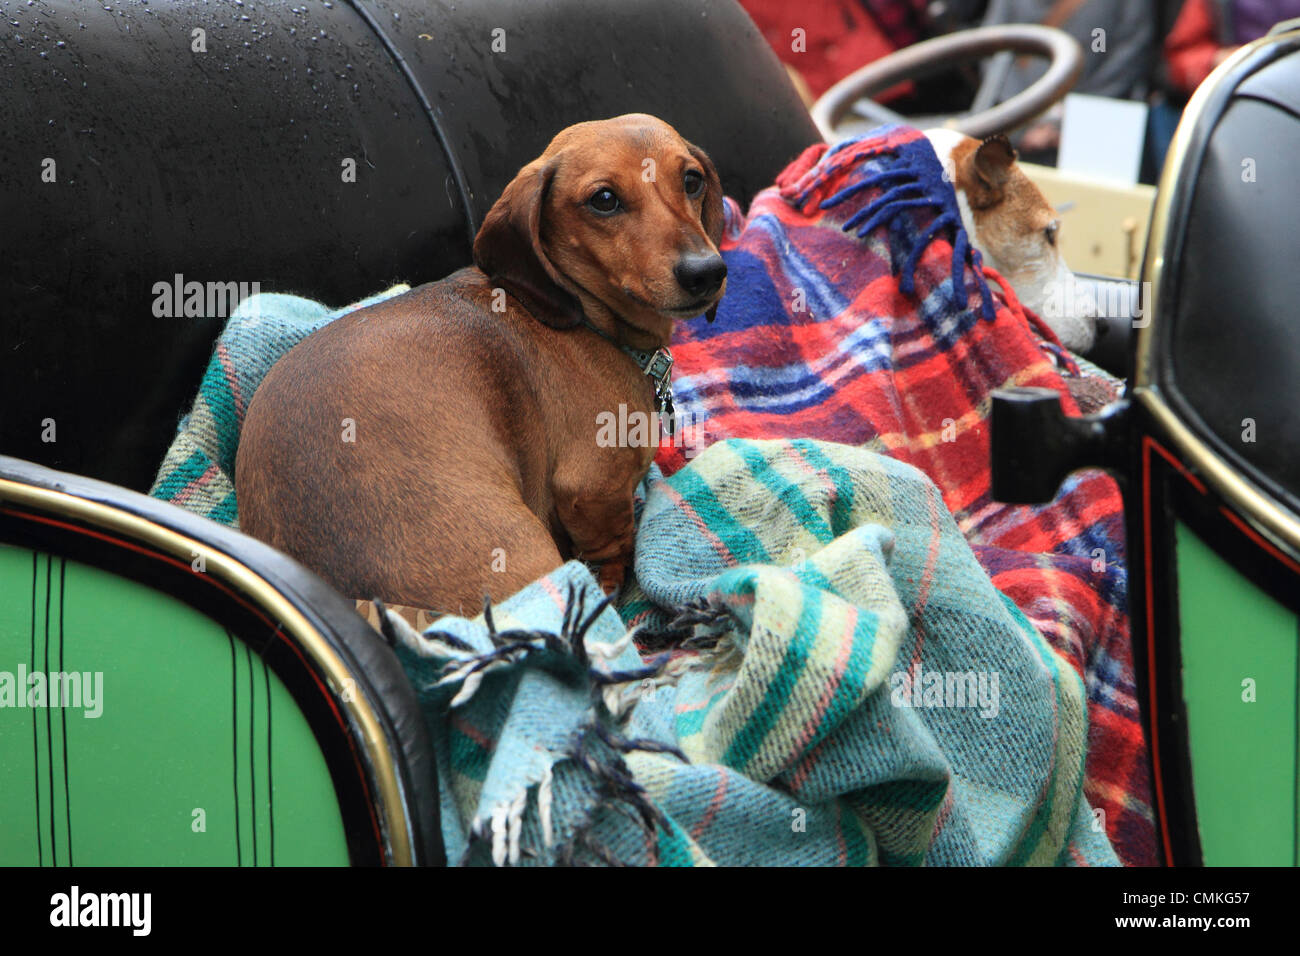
[796,133,997,322]
[401,583,692,866]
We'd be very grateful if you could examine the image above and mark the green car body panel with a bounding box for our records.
[0,545,350,866]
[1175,523,1299,866]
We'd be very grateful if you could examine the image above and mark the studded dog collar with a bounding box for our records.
[620,345,675,428]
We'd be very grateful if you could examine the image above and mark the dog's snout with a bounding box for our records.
[673,253,727,298]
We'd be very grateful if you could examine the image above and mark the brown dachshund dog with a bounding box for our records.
[235,114,727,617]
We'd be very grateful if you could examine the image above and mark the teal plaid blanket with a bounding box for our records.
[151,289,1117,866]
[388,437,1115,866]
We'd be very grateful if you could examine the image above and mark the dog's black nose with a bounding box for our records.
[674,253,727,299]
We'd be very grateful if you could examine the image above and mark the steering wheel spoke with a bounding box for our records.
[848,99,909,128]
[810,24,1083,142]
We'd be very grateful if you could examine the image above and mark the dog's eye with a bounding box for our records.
[588,188,621,215]
[684,170,705,198]
[1045,221,1059,247]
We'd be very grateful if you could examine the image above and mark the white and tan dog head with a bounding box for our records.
[924,128,1096,352]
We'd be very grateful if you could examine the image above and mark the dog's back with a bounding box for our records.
[236,270,563,615]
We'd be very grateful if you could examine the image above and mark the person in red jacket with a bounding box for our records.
[1166,0,1300,96]
[738,0,930,104]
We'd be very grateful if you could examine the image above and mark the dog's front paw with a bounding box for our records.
[596,558,627,598]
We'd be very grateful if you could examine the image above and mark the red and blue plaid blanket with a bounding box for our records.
[653,125,1157,866]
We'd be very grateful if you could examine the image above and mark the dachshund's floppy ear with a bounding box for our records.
[687,142,725,323]
[687,142,725,248]
[473,159,585,328]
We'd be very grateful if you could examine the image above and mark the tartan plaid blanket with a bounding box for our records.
[387,438,1117,866]
[652,125,1155,865]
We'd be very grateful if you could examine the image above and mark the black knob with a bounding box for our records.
[991,387,1129,503]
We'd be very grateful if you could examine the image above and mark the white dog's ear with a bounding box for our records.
[970,135,1017,198]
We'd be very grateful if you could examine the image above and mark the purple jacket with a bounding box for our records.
[1225,0,1300,43]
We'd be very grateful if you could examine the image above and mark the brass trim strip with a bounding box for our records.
[1134,29,1300,557]
[0,476,414,867]
[1135,390,1300,557]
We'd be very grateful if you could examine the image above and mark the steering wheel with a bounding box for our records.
[811,24,1084,142]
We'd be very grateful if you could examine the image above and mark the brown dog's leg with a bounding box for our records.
[562,494,636,594]
[350,489,568,618]
[465,508,570,611]
[554,464,639,595]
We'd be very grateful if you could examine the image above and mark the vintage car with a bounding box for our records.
[1,0,1295,866]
